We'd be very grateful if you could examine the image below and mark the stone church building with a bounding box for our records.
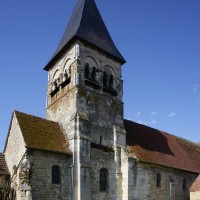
[1,0,200,199]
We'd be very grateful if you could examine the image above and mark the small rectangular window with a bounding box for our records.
[52,165,61,184]
[183,178,186,191]
[156,173,161,187]
[100,168,109,192]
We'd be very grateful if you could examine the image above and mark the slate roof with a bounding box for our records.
[14,111,71,155]
[0,153,9,175]
[124,120,200,174]
[190,175,200,192]
[44,0,125,71]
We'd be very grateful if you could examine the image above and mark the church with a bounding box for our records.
[0,0,200,199]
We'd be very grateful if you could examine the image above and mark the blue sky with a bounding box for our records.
[0,0,200,151]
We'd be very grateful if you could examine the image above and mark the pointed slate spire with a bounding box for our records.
[44,0,125,71]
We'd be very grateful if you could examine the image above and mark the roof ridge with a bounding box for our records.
[124,119,170,135]
[14,110,57,124]
[124,119,199,144]
[53,0,84,56]
[176,136,200,147]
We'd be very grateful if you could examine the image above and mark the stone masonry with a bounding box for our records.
[2,0,200,200]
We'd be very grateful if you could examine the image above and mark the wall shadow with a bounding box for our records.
[124,120,175,156]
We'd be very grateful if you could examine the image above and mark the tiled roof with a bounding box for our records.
[44,0,125,71]
[178,137,200,170]
[0,153,9,175]
[124,120,200,173]
[14,111,71,155]
[190,175,200,192]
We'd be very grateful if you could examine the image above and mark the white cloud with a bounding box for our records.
[150,111,157,118]
[168,112,176,117]
[137,119,146,125]
[193,84,199,91]
[135,112,142,118]
[193,84,199,95]
[150,119,157,124]
[151,111,157,115]
[193,84,200,102]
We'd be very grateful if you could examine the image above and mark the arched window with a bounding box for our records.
[85,63,89,78]
[183,178,186,191]
[52,165,60,184]
[156,173,161,187]
[53,80,57,88]
[91,66,96,80]
[103,72,107,87]
[64,69,68,79]
[99,168,109,192]
[109,75,114,88]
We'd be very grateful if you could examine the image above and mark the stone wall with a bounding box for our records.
[90,147,118,200]
[127,159,198,200]
[190,191,200,200]
[30,150,72,200]
[5,113,27,176]
[78,89,124,146]
[4,113,27,199]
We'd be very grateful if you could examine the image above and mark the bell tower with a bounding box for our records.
[44,0,126,199]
